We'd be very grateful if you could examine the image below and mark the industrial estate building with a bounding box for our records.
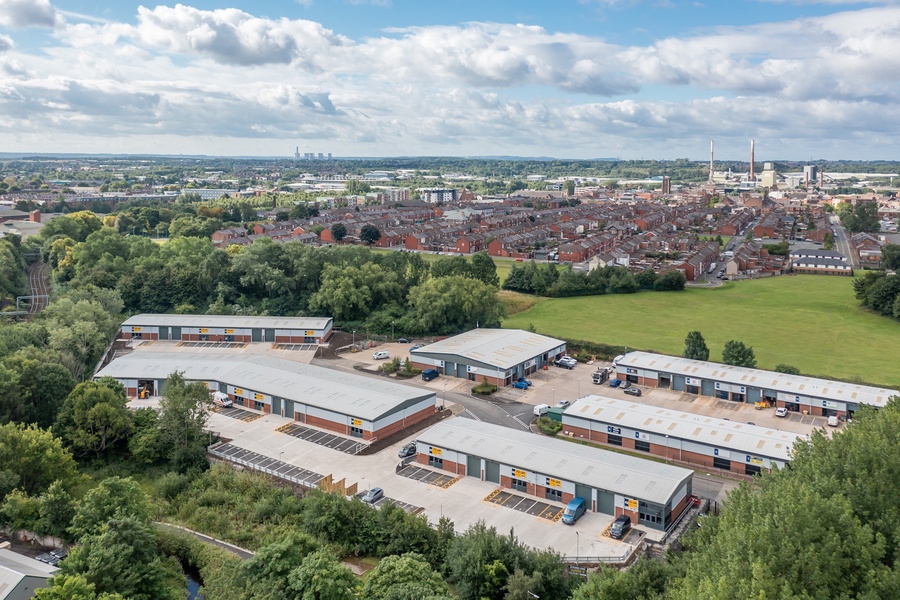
[416,419,693,531]
[410,329,566,387]
[0,548,57,598]
[120,314,334,344]
[562,396,805,475]
[615,352,898,418]
[96,353,435,441]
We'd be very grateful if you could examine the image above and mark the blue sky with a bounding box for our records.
[1,0,899,159]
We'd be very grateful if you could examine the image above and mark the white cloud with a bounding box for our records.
[0,34,14,51]
[0,0,63,28]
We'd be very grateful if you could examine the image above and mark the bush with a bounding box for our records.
[156,472,193,502]
[472,377,498,395]
[537,417,562,436]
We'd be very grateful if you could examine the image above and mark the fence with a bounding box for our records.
[208,443,324,489]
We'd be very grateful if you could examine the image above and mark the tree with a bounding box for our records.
[563,180,575,196]
[721,340,757,368]
[573,558,679,600]
[0,423,77,498]
[402,276,506,335]
[69,477,149,540]
[345,180,371,195]
[54,380,134,458]
[360,224,382,246]
[157,372,212,473]
[653,270,686,291]
[362,553,450,600]
[775,363,800,375]
[470,251,500,287]
[241,533,319,600]
[59,517,184,600]
[288,549,358,600]
[824,232,835,250]
[683,331,710,361]
[39,480,76,540]
[330,223,347,242]
[35,574,126,600]
[883,243,900,272]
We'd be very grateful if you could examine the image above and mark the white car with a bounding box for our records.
[827,415,840,427]
[774,407,787,418]
[373,350,390,360]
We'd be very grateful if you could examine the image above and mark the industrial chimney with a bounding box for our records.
[750,139,755,180]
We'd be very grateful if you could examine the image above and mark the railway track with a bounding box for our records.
[25,261,49,319]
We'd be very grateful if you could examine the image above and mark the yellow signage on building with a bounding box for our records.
[351,418,362,427]
[132,327,142,332]
[225,329,234,334]
[305,330,315,336]
[430,447,443,456]
[254,393,264,401]
[749,456,764,466]
[512,469,527,479]
[547,478,562,489]
[234,388,244,396]
[625,498,638,510]
[200,328,209,333]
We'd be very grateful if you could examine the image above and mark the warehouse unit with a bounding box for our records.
[410,329,566,387]
[615,351,898,418]
[120,314,333,344]
[96,353,435,441]
[416,419,693,531]
[562,396,804,475]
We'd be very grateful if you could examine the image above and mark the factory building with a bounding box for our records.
[561,396,805,475]
[120,314,333,344]
[95,353,435,441]
[410,329,566,387]
[416,419,693,531]
[615,352,898,419]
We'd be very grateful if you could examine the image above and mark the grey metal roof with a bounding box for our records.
[0,548,56,591]
[619,352,899,409]
[565,395,804,461]
[410,329,564,369]
[418,419,692,505]
[95,353,432,421]
[122,314,333,330]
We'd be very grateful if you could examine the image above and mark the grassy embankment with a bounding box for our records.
[502,275,900,388]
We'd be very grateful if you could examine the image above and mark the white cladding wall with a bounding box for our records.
[226,384,270,404]
[185,327,251,336]
[372,397,434,431]
[305,404,372,431]
[500,464,577,494]
[467,365,512,378]
[621,366,658,381]
[417,442,463,465]
[125,326,159,334]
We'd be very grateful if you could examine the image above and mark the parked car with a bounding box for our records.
[362,487,384,504]
[561,497,586,525]
[620,381,632,389]
[554,358,575,369]
[827,415,840,427]
[373,350,390,360]
[398,443,416,458]
[610,515,632,540]
[422,368,439,382]
[623,387,642,397]
[516,377,533,387]
[556,400,571,409]
[774,407,788,418]
[512,380,529,390]
[609,379,622,388]
[397,338,410,343]
[410,344,425,351]
[35,553,58,566]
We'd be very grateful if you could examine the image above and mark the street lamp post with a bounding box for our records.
[391,321,395,341]
[576,531,580,565]
[552,388,555,406]
[665,434,669,464]
[352,330,356,347]
[442,383,447,411]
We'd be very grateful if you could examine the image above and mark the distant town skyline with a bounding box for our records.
[1,0,899,160]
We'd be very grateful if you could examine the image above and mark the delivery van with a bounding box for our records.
[533,404,550,416]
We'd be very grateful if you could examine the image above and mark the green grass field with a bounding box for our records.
[502,276,900,388]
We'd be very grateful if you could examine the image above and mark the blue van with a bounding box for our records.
[422,368,439,382]
[561,497,586,525]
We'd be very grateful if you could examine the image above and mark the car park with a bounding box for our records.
[774,407,788,418]
[397,338,410,343]
[609,379,622,388]
[516,377,533,387]
[623,387,642,397]
[512,380,529,390]
[556,400,571,409]
[362,487,384,503]
[373,350,390,360]
[610,514,632,539]
[398,443,416,458]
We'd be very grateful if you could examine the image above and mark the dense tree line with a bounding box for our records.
[29,211,505,335]
[503,262,685,297]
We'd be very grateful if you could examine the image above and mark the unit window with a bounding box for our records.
[745,464,762,476]
[686,385,700,395]
[545,488,562,501]
[626,374,639,383]
[511,478,528,493]
[253,401,265,411]
[350,426,364,438]
[634,440,650,453]
[428,455,443,468]
[732,393,746,403]
[304,336,315,344]
[715,390,729,400]
[607,434,622,447]
[713,457,732,471]
[132,332,143,340]
[639,502,663,524]
[224,335,235,342]
[199,334,209,341]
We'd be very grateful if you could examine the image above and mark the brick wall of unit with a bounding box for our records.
[415,453,466,476]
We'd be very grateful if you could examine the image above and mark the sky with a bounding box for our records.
[1,0,899,160]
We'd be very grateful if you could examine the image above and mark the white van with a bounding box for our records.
[533,404,550,416]
[373,350,390,360]
[827,415,840,427]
